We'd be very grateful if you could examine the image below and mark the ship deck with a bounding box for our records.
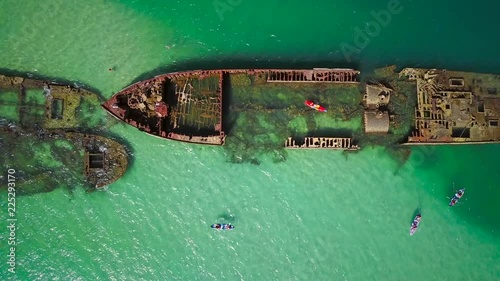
[0,75,103,130]
[103,68,361,146]
[105,70,225,145]
[401,68,500,144]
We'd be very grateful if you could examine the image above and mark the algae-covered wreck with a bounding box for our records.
[0,125,128,194]
[0,74,129,194]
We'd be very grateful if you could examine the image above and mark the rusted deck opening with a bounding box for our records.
[449,78,465,87]
[452,128,470,138]
[84,150,106,175]
[88,153,105,169]
[50,98,63,120]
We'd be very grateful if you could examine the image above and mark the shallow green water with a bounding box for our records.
[1,0,499,280]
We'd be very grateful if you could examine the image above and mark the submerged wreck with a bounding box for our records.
[65,131,128,189]
[0,126,128,194]
[102,66,500,163]
[0,74,129,194]
[0,74,105,129]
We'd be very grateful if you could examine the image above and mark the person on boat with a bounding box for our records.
[413,215,421,225]
[214,224,221,229]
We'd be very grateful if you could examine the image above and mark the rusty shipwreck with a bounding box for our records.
[102,67,500,154]
[400,68,500,144]
[102,68,360,148]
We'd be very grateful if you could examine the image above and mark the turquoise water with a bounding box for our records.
[1,0,500,280]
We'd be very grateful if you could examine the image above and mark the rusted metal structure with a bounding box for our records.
[284,137,359,150]
[363,84,391,110]
[102,68,360,145]
[266,68,359,83]
[103,70,225,145]
[400,68,500,144]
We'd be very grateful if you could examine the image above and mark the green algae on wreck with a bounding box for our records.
[224,66,417,163]
[102,67,416,164]
[103,65,500,165]
[1,124,85,195]
[0,125,128,195]
[0,74,107,130]
[0,74,129,195]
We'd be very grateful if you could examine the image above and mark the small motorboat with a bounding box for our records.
[304,100,327,112]
[409,214,422,236]
[211,223,234,230]
[449,188,465,206]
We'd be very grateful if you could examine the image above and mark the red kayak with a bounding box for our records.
[305,100,327,112]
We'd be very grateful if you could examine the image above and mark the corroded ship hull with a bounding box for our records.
[102,68,359,145]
